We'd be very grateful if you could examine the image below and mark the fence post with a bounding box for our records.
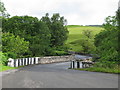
[19,59,21,66]
[70,60,73,68]
[29,58,31,65]
[32,58,34,64]
[15,59,18,67]
[77,61,80,68]
[25,58,28,65]
[33,57,36,64]
[18,59,20,67]
[35,57,39,64]
[73,61,75,68]
[23,58,25,66]
[8,58,14,67]
[27,58,29,65]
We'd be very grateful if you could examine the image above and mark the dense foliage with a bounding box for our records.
[94,15,119,63]
[2,32,29,58]
[0,1,10,18]
[0,52,8,65]
[2,14,69,57]
[41,13,68,47]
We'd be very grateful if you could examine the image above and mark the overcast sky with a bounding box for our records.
[2,0,119,25]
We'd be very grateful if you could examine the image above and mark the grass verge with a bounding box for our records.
[74,67,120,74]
[0,64,21,72]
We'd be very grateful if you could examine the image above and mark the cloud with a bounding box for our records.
[2,0,119,25]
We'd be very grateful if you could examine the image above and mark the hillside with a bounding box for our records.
[66,25,104,52]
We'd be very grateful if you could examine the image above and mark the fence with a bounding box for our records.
[8,57,39,67]
[7,56,73,67]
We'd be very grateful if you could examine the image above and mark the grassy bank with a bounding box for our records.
[66,25,104,52]
[0,64,19,72]
[74,67,120,74]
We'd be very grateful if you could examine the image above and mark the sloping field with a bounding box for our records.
[66,25,104,52]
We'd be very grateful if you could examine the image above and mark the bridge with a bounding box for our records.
[7,55,94,69]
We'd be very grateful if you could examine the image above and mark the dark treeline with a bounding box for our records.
[86,25,102,27]
[2,13,69,58]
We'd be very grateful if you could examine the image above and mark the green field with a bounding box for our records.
[66,25,104,52]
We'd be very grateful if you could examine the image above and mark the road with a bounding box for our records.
[2,62,118,88]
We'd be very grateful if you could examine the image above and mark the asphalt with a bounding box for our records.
[2,62,118,88]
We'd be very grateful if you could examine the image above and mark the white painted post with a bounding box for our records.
[35,57,39,64]
[31,58,34,64]
[8,58,14,67]
[30,58,32,65]
[24,58,26,65]
[16,59,18,67]
[19,59,21,66]
[23,58,25,66]
[29,58,31,65]
[26,58,28,65]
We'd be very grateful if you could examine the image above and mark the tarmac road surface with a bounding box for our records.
[2,62,118,88]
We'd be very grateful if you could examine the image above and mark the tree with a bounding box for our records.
[2,32,29,58]
[41,13,69,47]
[82,30,93,39]
[70,30,95,54]
[2,16,52,56]
[116,7,120,63]
[29,21,51,56]
[50,13,68,47]
[94,16,118,63]
[2,16,39,37]
[116,8,120,27]
[102,16,117,30]
[0,52,8,65]
[0,1,10,18]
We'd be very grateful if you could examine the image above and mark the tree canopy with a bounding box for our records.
[94,15,119,63]
[2,32,29,58]
[2,14,69,57]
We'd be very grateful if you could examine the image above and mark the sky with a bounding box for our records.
[2,0,119,25]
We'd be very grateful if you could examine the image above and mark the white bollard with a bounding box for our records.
[24,58,26,66]
[29,58,31,65]
[30,58,32,65]
[15,59,18,67]
[19,59,21,66]
[25,58,28,65]
[8,58,14,67]
[35,57,39,64]
[23,58,25,66]
[31,58,34,64]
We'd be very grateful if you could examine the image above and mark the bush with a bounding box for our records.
[0,52,8,66]
[2,32,29,58]
[5,52,17,59]
[94,61,118,69]
[53,50,68,56]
